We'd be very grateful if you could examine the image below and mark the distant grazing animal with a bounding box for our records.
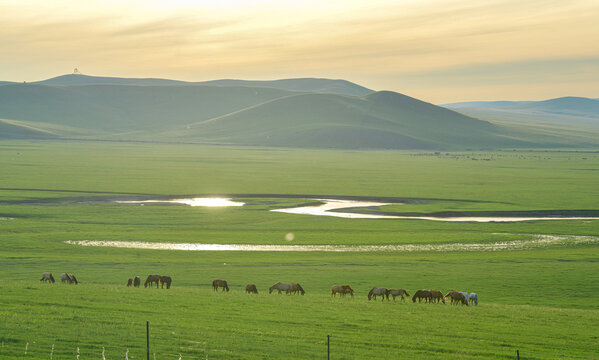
[133,276,141,288]
[386,289,410,302]
[61,273,70,284]
[60,273,78,284]
[429,290,445,304]
[459,291,470,305]
[288,283,305,295]
[444,291,468,306]
[368,287,389,301]
[469,293,478,306]
[40,273,55,283]
[269,282,293,294]
[127,278,133,287]
[245,284,258,294]
[160,275,172,289]
[68,274,79,284]
[412,289,432,303]
[144,274,161,288]
[331,285,354,297]
[212,279,229,292]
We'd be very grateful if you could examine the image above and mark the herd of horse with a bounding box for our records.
[40,273,478,305]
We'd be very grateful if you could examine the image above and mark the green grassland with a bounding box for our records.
[1,140,598,359]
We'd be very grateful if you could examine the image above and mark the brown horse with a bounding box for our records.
[444,291,468,306]
[412,289,432,303]
[429,290,445,304]
[127,278,133,287]
[134,276,141,288]
[331,285,354,297]
[144,274,161,288]
[245,284,258,294]
[368,287,389,301]
[160,275,172,289]
[40,273,55,283]
[288,283,305,295]
[212,279,229,292]
[387,289,410,302]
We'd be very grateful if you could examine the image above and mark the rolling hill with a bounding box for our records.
[443,97,599,126]
[36,74,373,96]
[0,74,597,149]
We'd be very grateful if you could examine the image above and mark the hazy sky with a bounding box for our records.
[1,0,598,103]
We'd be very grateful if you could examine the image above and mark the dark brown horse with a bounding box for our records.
[127,278,133,287]
[133,276,141,288]
[212,279,229,292]
[386,289,410,302]
[144,274,161,288]
[412,289,432,303]
[160,275,172,289]
[245,284,258,294]
[288,283,305,295]
[368,287,388,301]
[331,285,354,297]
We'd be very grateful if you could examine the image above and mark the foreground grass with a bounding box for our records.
[1,140,598,359]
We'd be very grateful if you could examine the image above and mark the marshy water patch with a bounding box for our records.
[116,198,245,207]
[65,234,599,252]
[271,199,599,222]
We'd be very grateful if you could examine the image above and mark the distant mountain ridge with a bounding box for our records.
[35,74,374,97]
[0,74,597,149]
[443,96,599,126]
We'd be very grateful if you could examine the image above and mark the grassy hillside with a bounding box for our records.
[37,74,373,96]
[0,83,294,135]
[179,91,530,149]
[2,80,598,149]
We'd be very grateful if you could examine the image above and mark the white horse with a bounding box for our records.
[469,293,478,306]
[459,291,470,305]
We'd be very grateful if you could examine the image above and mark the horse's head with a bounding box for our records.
[269,286,273,294]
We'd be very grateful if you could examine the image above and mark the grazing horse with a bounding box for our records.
[61,273,70,284]
[459,291,470,305]
[245,284,258,294]
[412,289,432,303]
[127,278,133,287]
[469,293,478,306]
[331,285,354,298]
[160,275,172,289]
[40,273,55,283]
[387,289,410,302]
[429,290,445,304]
[288,283,305,295]
[68,274,79,284]
[368,287,388,301]
[144,274,161,288]
[133,276,141,288]
[444,291,468,306]
[212,279,229,292]
[269,282,290,294]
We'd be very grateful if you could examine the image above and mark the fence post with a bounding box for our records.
[516,349,520,359]
[327,334,330,360]
[147,321,150,360]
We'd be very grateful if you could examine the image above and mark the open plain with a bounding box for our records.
[0,140,598,359]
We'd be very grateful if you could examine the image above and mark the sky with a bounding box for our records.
[1,0,598,103]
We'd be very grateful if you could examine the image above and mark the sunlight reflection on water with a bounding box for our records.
[65,235,599,252]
